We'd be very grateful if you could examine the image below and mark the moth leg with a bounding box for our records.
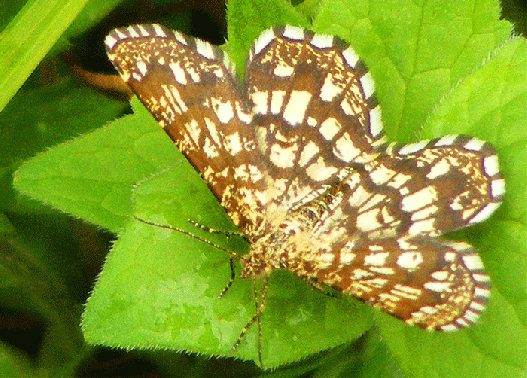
[133,215,240,259]
[231,275,268,368]
[187,219,247,239]
[302,278,341,298]
[218,258,236,298]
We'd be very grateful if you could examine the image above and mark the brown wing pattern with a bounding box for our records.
[105,24,267,229]
[244,26,385,214]
[294,136,503,330]
[309,135,504,242]
[297,235,491,330]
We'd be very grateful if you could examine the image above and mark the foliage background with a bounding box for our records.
[0,0,526,376]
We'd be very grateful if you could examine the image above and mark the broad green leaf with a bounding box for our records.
[312,0,525,376]
[374,38,527,378]
[14,99,181,233]
[6,80,126,213]
[227,0,308,76]
[314,0,511,142]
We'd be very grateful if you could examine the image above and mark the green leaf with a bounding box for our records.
[373,37,527,378]
[313,0,512,142]
[14,100,181,233]
[5,80,127,213]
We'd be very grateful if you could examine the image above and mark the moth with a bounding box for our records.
[105,24,504,366]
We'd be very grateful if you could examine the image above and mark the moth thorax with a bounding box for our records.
[240,230,296,279]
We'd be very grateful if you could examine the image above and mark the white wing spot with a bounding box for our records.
[212,99,234,124]
[274,65,294,77]
[137,25,149,36]
[310,34,334,49]
[408,219,436,235]
[251,90,269,115]
[168,86,188,112]
[153,24,167,37]
[427,160,451,179]
[298,141,319,167]
[224,132,242,155]
[397,252,423,270]
[203,138,218,158]
[137,61,148,76]
[364,252,389,266]
[483,155,500,176]
[204,118,220,145]
[424,282,452,293]
[319,117,341,141]
[333,133,360,162]
[398,141,429,155]
[270,143,297,168]
[469,203,500,224]
[306,156,338,181]
[401,186,437,212]
[356,209,382,232]
[283,90,312,126]
[340,251,356,265]
[431,271,449,280]
[184,119,201,145]
[235,102,252,124]
[369,106,383,137]
[435,135,457,146]
[359,72,375,99]
[174,31,187,45]
[128,27,139,38]
[369,165,397,185]
[105,35,117,49]
[253,29,275,55]
[195,39,215,59]
[319,74,343,101]
[342,47,359,68]
[491,178,505,197]
[282,25,305,40]
[306,117,317,127]
[464,138,485,151]
[462,254,484,270]
[270,91,286,114]
[169,62,187,84]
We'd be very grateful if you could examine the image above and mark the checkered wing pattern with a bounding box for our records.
[307,235,491,330]
[297,136,503,330]
[309,136,504,242]
[244,26,384,213]
[239,27,503,330]
[105,24,504,334]
[105,24,265,230]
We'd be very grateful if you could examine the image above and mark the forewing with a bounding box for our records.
[310,135,504,242]
[304,235,491,331]
[381,135,505,235]
[244,26,385,213]
[105,24,265,229]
